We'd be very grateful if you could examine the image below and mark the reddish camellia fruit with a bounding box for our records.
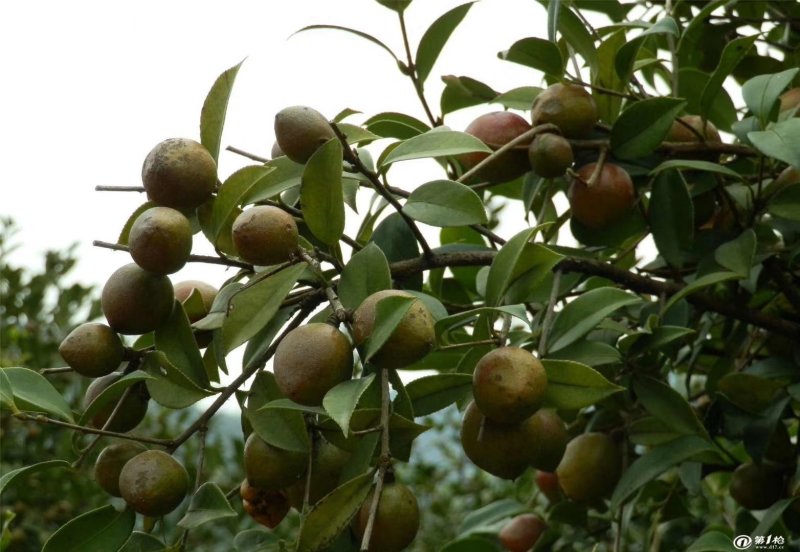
[499,513,547,552]
[779,87,800,114]
[568,162,635,229]
[240,480,290,528]
[535,471,561,503]
[459,112,532,184]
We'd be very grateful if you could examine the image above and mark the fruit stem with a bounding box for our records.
[586,147,608,188]
[298,249,350,325]
[39,367,72,375]
[438,338,499,351]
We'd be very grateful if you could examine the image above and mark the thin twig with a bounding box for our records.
[93,240,252,270]
[95,185,146,192]
[299,249,349,324]
[226,145,270,164]
[14,412,171,446]
[40,367,72,375]
[398,11,438,126]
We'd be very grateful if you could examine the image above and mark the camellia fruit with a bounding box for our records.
[528,132,574,178]
[231,205,299,266]
[118,450,190,517]
[556,432,621,503]
[472,346,547,424]
[101,264,174,335]
[459,111,532,184]
[141,138,217,209]
[94,442,147,497]
[354,482,420,552]
[568,162,635,229]
[274,106,336,164]
[59,323,124,378]
[729,462,785,510]
[243,433,306,491]
[499,513,547,552]
[240,480,290,528]
[84,373,149,432]
[127,206,193,275]
[531,84,598,138]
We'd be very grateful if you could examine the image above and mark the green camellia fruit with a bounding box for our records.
[94,442,147,497]
[528,132,574,178]
[527,409,568,472]
[59,323,124,378]
[460,401,534,480]
[101,264,174,335]
[142,138,217,209]
[119,450,190,517]
[244,433,306,491]
[729,462,785,510]
[556,432,621,503]
[352,290,435,369]
[128,206,193,275]
[568,162,635,229]
[459,111,532,184]
[274,106,336,164]
[274,323,353,406]
[531,84,598,138]
[472,347,547,424]
[354,482,420,552]
[231,205,299,266]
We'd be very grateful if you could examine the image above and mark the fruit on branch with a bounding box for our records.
[459,112,532,184]
[244,433,306,491]
[101,264,174,335]
[352,290,435,368]
[127,206,193,275]
[354,482,420,552]
[472,347,547,424]
[142,138,217,209]
[58,323,124,378]
[568,162,635,229]
[498,513,547,552]
[174,280,218,323]
[527,409,568,472]
[84,373,149,432]
[274,106,336,164]
[118,450,190,517]
[531,84,598,139]
[729,462,785,510]
[664,115,721,161]
[240,481,290,528]
[285,438,351,508]
[460,401,538,479]
[231,205,299,266]
[535,471,561,503]
[94,442,147,497]
[528,132,574,178]
[274,323,353,406]
[779,87,800,114]
[556,432,621,502]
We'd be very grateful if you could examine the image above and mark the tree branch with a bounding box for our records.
[93,240,252,270]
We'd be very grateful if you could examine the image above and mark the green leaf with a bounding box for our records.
[548,340,621,367]
[485,227,562,306]
[335,123,379,146]
[301,138,345,245]
[751,497,800,539]
[547,288,639,352]
[547,0,560,43]
[293,25,398,62]
[371,212,421,289]
[403,180,488,227]
[742,68,800,124]
[211,165,275,244]
[650,170,693,268]
[381,129,490,166]
[686,531,738,552]
[200,59,244,163]
[633,376,708,439]
[323,374,376,436]
[458,499,527,534]
[628,417,685,447]
[42,505,135,552]
[676,0,729,69]
[556,5,598,75]
[593,29,626,123]
[610,435,716,509]
[247,372,310,453]
[374,0,411,13]
[748,119,800,169]
[233,529,279,552]
[499,37,564,78]
[440,75,498,116]
[678,68,737,132]
[222,263,307,353]
[649,159,742,179]
[119,532,166,552]
[177,483,237,529]
[155,300,209,388]
[415,3,473,84]
[2,367,74,422]
[364,112,430,140]
[296,472,374,552]
[142,354,211,409]
[363,296,415,362]
[0,460,70,496]
[699,35,757,123]
[714,229,756,278]
[241,156,305,205]
[768,183,800,221]
[0,368,16,412]
[338,243,392,311]
[615,17,678,85]
[542,360,624,410]
[663,271,740,313]
[435,305,529,342]
[493,86,542,111]
[405,373,472,416]
[610,98,686,159]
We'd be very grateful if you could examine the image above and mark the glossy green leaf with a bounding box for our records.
[363,295,415,362]
[405,373,472,416]
[686,531,739,552]
[381,129,490,166]
[593,30,626,123]
[258,398,326,416]
[440,75,498,115]
[458,499,527,534]
[374,0,411,13]
[336,123,379,146]
[748,119,800,169]
[610,435,715,509]
[548,339,621,366]
[556,4,598,75]
[416,3,474,84]
[435,304,528,341]
[768,184,800,221]
[499,37,564,77]
[233,529,279,552]
[155,300,209,388]
[714,229,756,278]
[0,368,16,412]
[370,212,421,289]
[247,372,310,453]
[337,243,392,310]
[323,374,376,435]
[0,460,70,496]
[296,472,374,552]
[211,165,274,243]
[42,505,135,552]
[742,68,799,123]
[633,376,708,439]
[615,17,678,85]
[2,367,73,422]
[241,156,305,205]
[293,25,398,62]
[142,353,211,409]
[403,180,488,227]
[119,532,166,552]
[650,170,693,268]
[699,35,757,122]
[628,417,684,446]
[663,271,740,313]
[610,98,686,159]
[676,0,729,69]
[364,111,430,140]
[751,497,800,539]
[177,482,237,529]
[440,537,501,552]
[678,68,737,132]
[492,86,542,110]
[649,159,742,179]
[78,370,152,424]
[542,360,624,410]
[222,263,307,353]
[301,138,345,245]
[547,0,560,43]
[547,288,639,352]
[201,59,244,163]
